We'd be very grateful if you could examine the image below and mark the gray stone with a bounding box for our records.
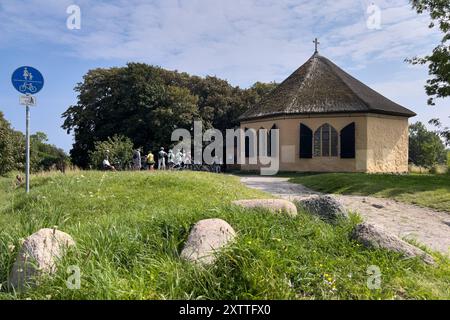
[9,228,75,291]
[181,218,236,265]
[351,222,435,265]
[232,199,297,217]
[297,195,348,222]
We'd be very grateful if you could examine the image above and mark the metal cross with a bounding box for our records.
[313,38,320,54]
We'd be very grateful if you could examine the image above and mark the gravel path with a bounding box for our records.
[240,176,450,255]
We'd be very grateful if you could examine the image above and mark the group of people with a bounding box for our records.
[102,147,223,172]
[131,147,192,171]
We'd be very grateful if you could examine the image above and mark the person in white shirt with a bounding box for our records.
[167,149,175,169]
[175,150,183,167]
[158,147,167,170]
[102,157,116,171]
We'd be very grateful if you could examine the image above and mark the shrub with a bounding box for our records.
[89,135,133,170]
[408,165,429,174]
[430,165,448,175]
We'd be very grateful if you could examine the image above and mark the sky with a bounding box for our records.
[0,0,448,152]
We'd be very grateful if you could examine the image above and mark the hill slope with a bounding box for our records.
[0,171,449,299]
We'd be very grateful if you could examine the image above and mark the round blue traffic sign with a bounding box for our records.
[11,66,44,95]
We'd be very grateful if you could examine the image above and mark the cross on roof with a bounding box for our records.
[313,38,320,54]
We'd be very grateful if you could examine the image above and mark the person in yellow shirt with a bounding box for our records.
[146,151,155,170]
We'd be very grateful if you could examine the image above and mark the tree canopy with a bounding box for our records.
[0,112,67,175]
[408,0,450,105]
[409,121,447,167]
[62,63,276,168]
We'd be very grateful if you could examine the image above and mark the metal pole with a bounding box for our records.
[25,104,30,193]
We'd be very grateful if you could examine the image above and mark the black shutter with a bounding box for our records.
[268,124,277,157]
[244,128,249,158]
[299,124,312,158]
[340,122,355,159]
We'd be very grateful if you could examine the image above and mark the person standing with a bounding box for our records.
[132,148,142,170]
[167,149,175,170]
[175,149,183,168]
[146,151,155,170]
[158,147,167,170]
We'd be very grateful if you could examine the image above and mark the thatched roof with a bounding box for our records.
[240,53,416,121]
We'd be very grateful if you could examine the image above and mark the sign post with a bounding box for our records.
[11,66,44,193]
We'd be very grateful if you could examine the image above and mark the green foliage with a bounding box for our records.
[447,150,450,169]
[409,122,447,167]
[287,172,450,212]
[0,171,448,299]
[1,113,69,175]
[429,118,450,146]
[89,135,134,170]
[408,0,450,105]
[30,132,70,172]
[0,112,24,175]
[62,63,276,168]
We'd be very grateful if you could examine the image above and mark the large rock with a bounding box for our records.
[9,228,75,291]
[181,219,236,265]
[351,222,435,265]
[297,195,348,222]
[232,199,298,217]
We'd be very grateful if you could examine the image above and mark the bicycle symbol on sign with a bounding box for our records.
[19,82,37,93]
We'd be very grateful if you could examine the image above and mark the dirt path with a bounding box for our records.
[240,176,450,255]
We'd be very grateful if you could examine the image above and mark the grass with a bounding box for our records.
[0,171,449,300]
[286,173,450,212]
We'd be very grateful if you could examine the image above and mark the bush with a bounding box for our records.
[408,164,429,174]
[430,165,448,175]
[89,135,133,170]
[0,112,25,175]
[447,151,450,171]
[30,132,70,172]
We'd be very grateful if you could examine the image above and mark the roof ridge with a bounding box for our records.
[288,54,318,111]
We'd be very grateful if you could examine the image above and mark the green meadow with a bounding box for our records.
[286,173,450,212]
[0,171,448,299]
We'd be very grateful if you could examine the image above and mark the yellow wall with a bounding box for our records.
[366,115,409,173]
[240,113,409,173]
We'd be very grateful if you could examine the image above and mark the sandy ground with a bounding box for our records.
[239,176,450,256]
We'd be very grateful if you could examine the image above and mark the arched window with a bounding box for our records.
[313,124,338,157]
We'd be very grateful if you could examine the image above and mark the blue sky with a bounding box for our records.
[0,0,448,152]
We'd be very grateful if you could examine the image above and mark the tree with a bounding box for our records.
[0,112,24,175]
[62,63,275,168]
[30,132,70,172]
[408,0,450,105]
[89,135,134,170]
[428,117,450,146]
[409,122,447,167]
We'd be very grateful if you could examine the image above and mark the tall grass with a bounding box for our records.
[0,171,448,299]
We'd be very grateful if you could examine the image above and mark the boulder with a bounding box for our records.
[232,199,298,217]
[351,222,435,265]
[9,228,75,291]
[297,195,348,222]
[181,218,236,265]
